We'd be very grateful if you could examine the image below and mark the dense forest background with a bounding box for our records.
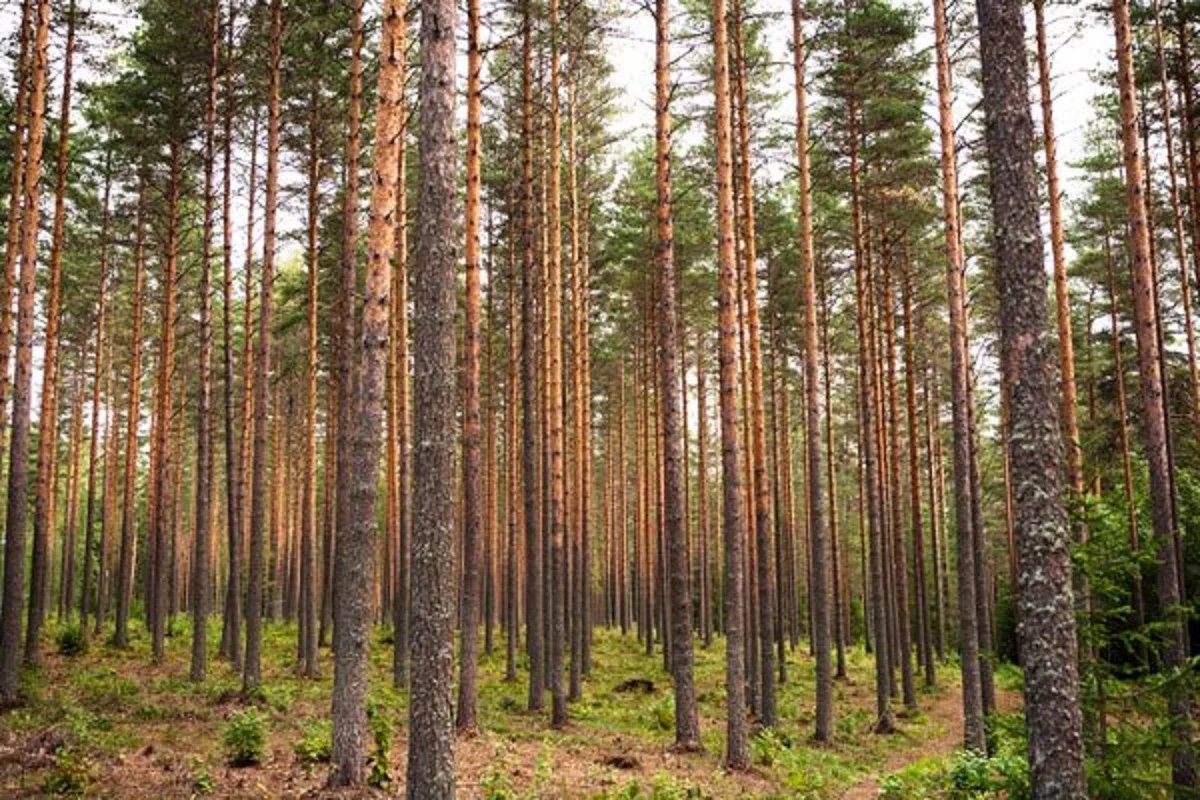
[0,0,1197,795]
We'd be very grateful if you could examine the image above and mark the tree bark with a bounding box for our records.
[244,0,281,693]
[654,0,700,750]
[405,0,459,790]
[712,0,749,767]
[792,0,832,741]
[26,0,75,665]
[190,0,220,682]
[330,0,404,782]
[457,0,485,733]
[976,0,1087,789]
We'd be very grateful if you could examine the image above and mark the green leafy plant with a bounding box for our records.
[650,694,674,731]
[223,709,267,767]
[188,757,216,795]
[480,770,519,800]
[366,698,392,789]
[55,625,87,658]
[44,747,91,796]
[292,719,332,769]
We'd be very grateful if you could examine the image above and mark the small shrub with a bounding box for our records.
[480,770,519,800]
[366,699,392,789]
[223,709,267,767]
[44,747,91,796]
[650,695,674,731]
[949,749,993,797]
[55,625,87,658]
[293,720,332,768]
[188,758,216,796]
[751,727,786,767]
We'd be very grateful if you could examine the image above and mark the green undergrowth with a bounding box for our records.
[2,617,978,797]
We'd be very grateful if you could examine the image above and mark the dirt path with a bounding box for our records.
[839,688,1021,799]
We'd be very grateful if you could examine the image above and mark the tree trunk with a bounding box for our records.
[457,0,484,733]
[190,0,220,682]
[392,7,411,688]
[791,0,832,740]
[150,142,181,665]
[26,0,75,665]
[521,1,545,713]
[114,178,146,651]
[976,0,1087,789]
[1105,237,1144,633]
[932,0,983,749]
[902,271,934,688]
[654,0,700,750]
[329,0,404,782]
[80,160,112,634]
[0,0,33,474]
[300,85,322,680]
[244,0,281,693]
[712,0,749,767]
[405,0,459,789]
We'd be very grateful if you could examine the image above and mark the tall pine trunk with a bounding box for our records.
[457,0,485,733]
[791,0,832,741]
[655,0,700,750]
[712,0,749,767]
[244,0,281,692]
[405,0,459,789]
[932,0,983,749]
[976,0,1086,789]
[26,0,75,665]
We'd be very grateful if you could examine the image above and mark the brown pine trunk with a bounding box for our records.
[712,0,749,766]
[244,0,281,692]
[820,273,848,677]
[300,85,322,680]
[329,0,404,782]
[58,387,82,622]
[190,0,220,682]
[520,3,545,713]
[932,0,983,748]
[729,0,774,726]
[391,6,411,688]
[882,239,915,710]
[150,142,181,665]
[545,0,568,729]
[80,160,112,633]
[457,0,484,733]
[0,0,33,473]
[902,269,934,688]
[654,0,700,748]
[697,343,711,648]
[505,195,520,682]
[1151,0,1200,433]
[26,0,75,665]
[792,0,832,739]
[976,0,1087,787]
[405,0,459,788]
[114,178,146,650]
[219,14,246,662]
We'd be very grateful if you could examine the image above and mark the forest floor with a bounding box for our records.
[0,619,1021,798]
